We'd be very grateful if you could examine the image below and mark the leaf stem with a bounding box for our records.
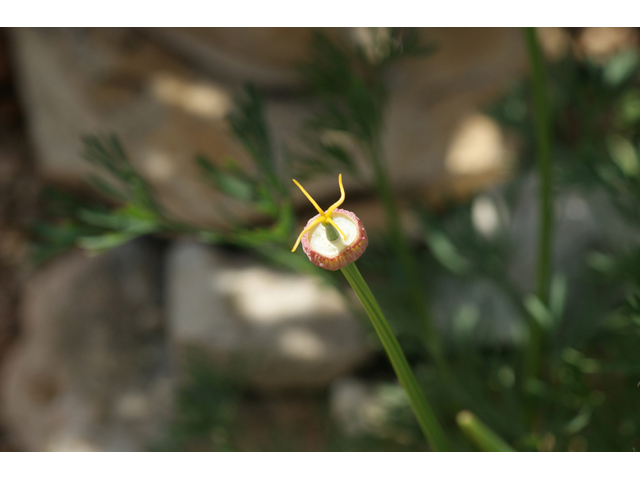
[523,27,553,384]
[341,262,451,451]
[456,410,514,452]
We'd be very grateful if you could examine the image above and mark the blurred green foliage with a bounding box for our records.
[31,28,640,451]
[157,354,239,452]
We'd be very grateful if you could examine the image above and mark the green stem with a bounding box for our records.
[523,27,553,385]
[456,410,514,452]
[341,262,452,451]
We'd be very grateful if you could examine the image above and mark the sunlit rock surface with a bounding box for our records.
[166,240,372,389]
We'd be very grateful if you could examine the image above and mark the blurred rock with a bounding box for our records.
[166,240,372,389]
[234,395,329,451]
[506,175,640,337]
[444,113,512,177]
[0,29,40,451]
[9,27,523,229]
[432,275,525,347]
[9,27,260,229]
[143,28,319,90]
[429,173,640,348]
[329,377,374,437]
[428,171,640,348]
[578,27,639,62]
[506,174,640,293]
[384,28,524,194]
[329,377,418,444]
[0,239,173,451]
[537,27,572,61]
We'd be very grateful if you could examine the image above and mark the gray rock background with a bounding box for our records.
[8,28,524,227]
[166,240,372,389]
[0,239,173,451]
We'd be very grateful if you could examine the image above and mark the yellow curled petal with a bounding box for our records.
[291,217,323,252]
[292,179,326,218]
[325,173,345,217]
[327,217,347,241]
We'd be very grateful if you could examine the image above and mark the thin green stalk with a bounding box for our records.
[367,143,443,361]
[456,410,514,452]
[523,27,553,384]
[341,262,452,452]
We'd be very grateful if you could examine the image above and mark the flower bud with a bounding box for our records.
[291,175,368,271]
[301,208,368,271]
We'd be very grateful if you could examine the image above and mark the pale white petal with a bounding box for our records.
[308,213,359,258]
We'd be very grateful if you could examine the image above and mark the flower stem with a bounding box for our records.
[341,262,452,451]
[456,410,514,452]
[523,27,553,385]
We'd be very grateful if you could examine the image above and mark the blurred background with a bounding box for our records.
[1,27,640,451]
